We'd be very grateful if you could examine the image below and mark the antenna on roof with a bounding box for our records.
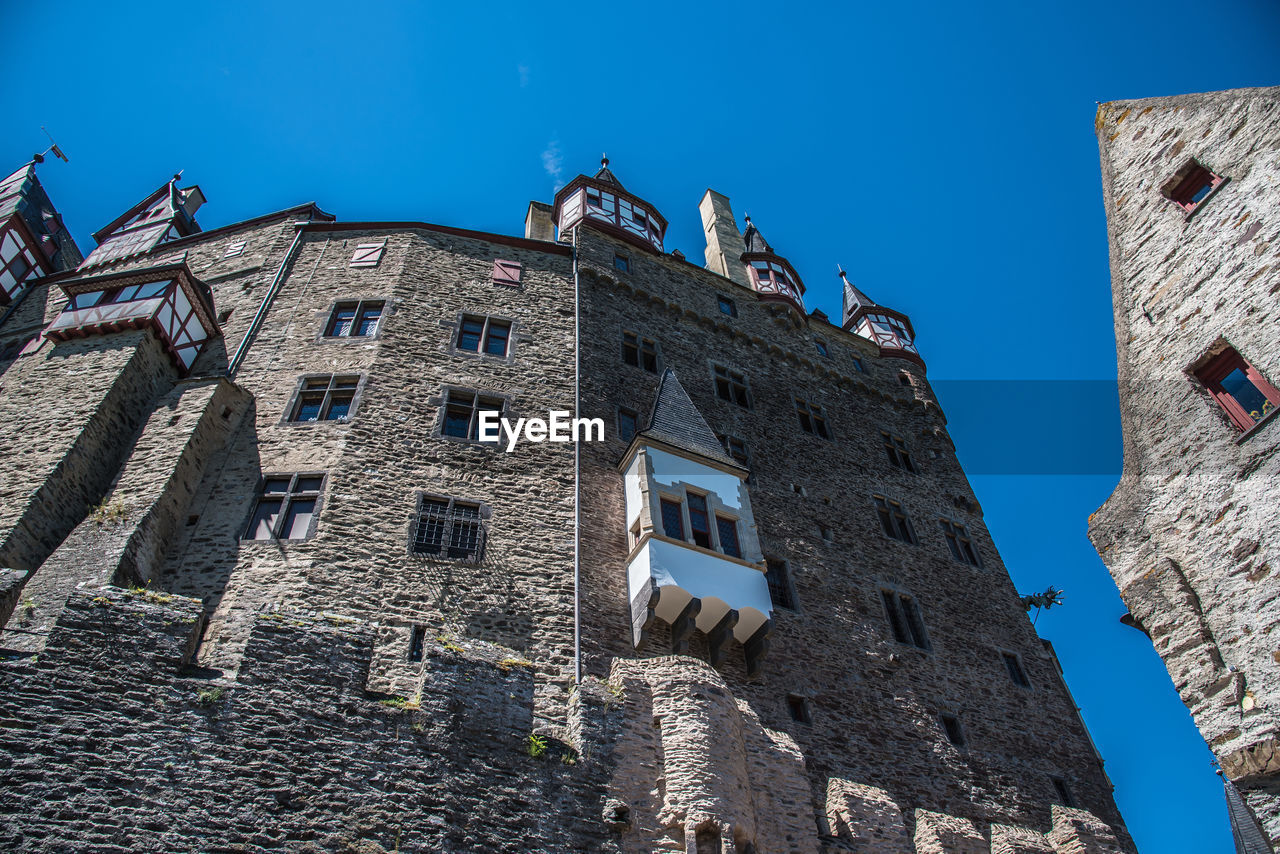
[33,126,70,164]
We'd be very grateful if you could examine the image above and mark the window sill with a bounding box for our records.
[1236,406,1280,444]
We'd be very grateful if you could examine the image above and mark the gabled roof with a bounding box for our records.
[92,179,178,243]
[637,369,742,470]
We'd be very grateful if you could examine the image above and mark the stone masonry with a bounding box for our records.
[1089,85,1280,844]
[0,160,1135,851]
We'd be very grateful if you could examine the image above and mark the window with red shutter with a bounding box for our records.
[1161,159,1225,215]
[493,259,522,286]
[1193,346,1280,432]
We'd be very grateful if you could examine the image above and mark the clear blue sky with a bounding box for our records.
[5,1,1278,850]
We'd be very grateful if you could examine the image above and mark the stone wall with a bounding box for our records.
[1089,86,1280,841]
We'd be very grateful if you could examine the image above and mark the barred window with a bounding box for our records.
[325,300,384,337]
[882,431,915,473]
[874,495,916,543]
[765,558,796,610]
[411,495,487,561]
[440,389,504,441]
[288,375,359,422]
[795,398,831,439]
[244,473,324,541]
[713,365,751,408]
[881,589,929,649]
[456,314,512,357]
[940,519,981,566]
[622,332,659,373]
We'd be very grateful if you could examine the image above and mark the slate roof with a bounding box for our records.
[840,268,879,323]
[742,220,774,254]
[1224,776,1275,854]
[637,369,743,471]
[0,163,83,271]
[593,160,625,190]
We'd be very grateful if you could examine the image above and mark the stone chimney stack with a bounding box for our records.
[698,190,751,288]
[525,201,555,242]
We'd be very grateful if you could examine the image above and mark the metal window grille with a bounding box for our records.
[411,497,487,562]
[766,559,795,609]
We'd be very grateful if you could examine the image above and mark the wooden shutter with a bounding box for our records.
[492,259,522,286]
[350,242,386,267]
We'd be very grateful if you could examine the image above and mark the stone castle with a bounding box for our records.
[0,152,1135,851]
[1090,85,1280,850]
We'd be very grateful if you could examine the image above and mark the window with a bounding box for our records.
[411,495,487,561]
[882,432,916,473]
[1161,159,1224,214]
[716,516,741,558]
[720,435,749,467]
[325,300,384,338]
[1050,777,1076,808]
[618,407,639,441]
[852,357,865,373]
[881,589,929,649]
[874,495,916,543]
[940,520,981,566]
[765,559,796,609]
[614,254,630,273]
[1002,652,1030,688]
[717,295,737,318]
[795,399,831,439]
[687,493,712,548]
[786,695,811,723]
[456,314,512,357]
[439,389,504,441]
[408,625,426,663]
[492,259,522,286]
[898,372,912,387]
[1193,346,1280,432]
[349,242,386,267]
[815,340,829,357]
[244,474,323,541]
[660,498,685,540]
[288,375,359,423]
[622,332,659,373]
[940,714,965,747]
[713,365,751,408]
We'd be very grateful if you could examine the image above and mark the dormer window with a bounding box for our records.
[1161,159,1224,215]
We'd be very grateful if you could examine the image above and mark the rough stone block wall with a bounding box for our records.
[1089,85,1280,841]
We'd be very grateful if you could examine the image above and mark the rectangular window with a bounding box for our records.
[492,259,522,286]
[439,389,504,441]
[411,495,487,561]
[1194,346,1280,432]
[940,520,981,566]
[786,695,811,723]
[882,431,916,472]
[1050,777,1075,808]
[881,589,929,649]
[660,498,685,540]
[874,495,916,543]
[795,399,832,439]
[765,559,796,609]
[614,254,630,273]
[622,332,659,373]
[940,714,965,747]
[717,295,737,317]
[325,300,384,338]
[456,314,512,357]
[852,357,865,373]
[716,516,741,559]
[1002,652,1030,688]
[1161,159,1224,214]
[720,435,749,468]
[288,375,359,422]
[618,407,639,441]
[713,365,751,408]
[244,473,324,541]
[687,492,712,548]
[408,625,426,663]
[350,242,386,267]
[815,340,829,357]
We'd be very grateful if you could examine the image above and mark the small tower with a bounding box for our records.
[552,157,667,252]
[840,267,922,365]
[620,369,773,676]
[740,216,806,315]
[0,163,82,303]
[80,176,206,269]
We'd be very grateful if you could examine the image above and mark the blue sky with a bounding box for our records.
[5,1,1278,850]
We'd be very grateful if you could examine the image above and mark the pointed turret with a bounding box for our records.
[81,176,206,269]
[740,216,805,314]
[839,267,922,365]
[552,156,667,252]
[636,369,742,470]
[0,163,82,303]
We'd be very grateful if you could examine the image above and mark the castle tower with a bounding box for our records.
[0,163,81,304]
[552,156,667,252]
[1089,85,1280,846]
[841,267,922,365]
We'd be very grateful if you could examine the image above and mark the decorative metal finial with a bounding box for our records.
[837,263,848,280]
[601,154,609,169]
[744,214,752,226]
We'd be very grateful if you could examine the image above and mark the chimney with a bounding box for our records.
[179,186,206,218]
[698,189,750,288]
[525,201,555,242]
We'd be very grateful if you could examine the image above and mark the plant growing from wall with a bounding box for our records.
[526,733,548,759]
[89,498,127,526]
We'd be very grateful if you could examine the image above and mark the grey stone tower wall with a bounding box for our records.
[1089,85,1280,842]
